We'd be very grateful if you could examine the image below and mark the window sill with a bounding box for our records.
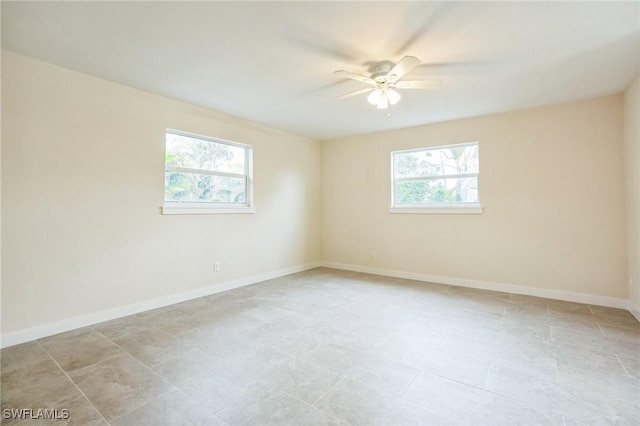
[162,205,256,215]
[389,204,483,214]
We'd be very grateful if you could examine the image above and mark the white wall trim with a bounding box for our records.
[1,262,321,348]
[161,206,256,215]
[321,261,631,310]
[629,300,640,322]
[389,206,483,214]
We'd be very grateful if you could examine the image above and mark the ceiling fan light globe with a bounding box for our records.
[376,95,389,109]
[387,89,401,105]
[367,89,382,105]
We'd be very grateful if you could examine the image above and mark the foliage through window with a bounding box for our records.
[164,130,252,207]
[391,142,479,207]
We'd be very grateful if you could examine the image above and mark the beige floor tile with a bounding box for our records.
[438,313,503,341]
[559,372,640,424]
[554,346,628,383]
[271,332,364,375]
[547,299,593,314]
[550,313,610,331]
[112,327,185,369]
[551,325,639,360]
[149,309,205,337]
[1,375,83,417]
[56,395,107,426]
[493,336,558,381]
[498,321,551,341]
[454,296,508,317]
[238,304,322,331]
[189,311,268,341]
[167,297,213,317]
[93,315,155,340]
[217,391,333,426]
[403,371,494,422]
[153,349,256,413]
[178,330,269,365]
[483,364,584,424]
[38,329,124,372]
[69,353,172,421]
[1,341,66,392]
[151,349,216,381]
[503,305,554,324]
[110,389,227,426]
[213,348,343,405]
[314,378,452,426]
[385,320,449,345]
[1,357,66,392]
[618,353,640,379]
[437,334,499,362]
[550,325,606,346]
[300,322,393,353]
[288,403,346,426]
[378,338,491,388]
[1,341,51,373]
[589,305,640,328]
[599,323,640,343]
[341,354,421,397]
[461,392,557,425]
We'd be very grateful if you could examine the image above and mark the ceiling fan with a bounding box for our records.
[334,56,442,109]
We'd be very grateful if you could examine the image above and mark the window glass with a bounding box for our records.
[392,143,479,207]
[164,130,252,207]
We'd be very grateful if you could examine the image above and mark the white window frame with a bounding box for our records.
[162,129,255,215]
[390,142,482,214]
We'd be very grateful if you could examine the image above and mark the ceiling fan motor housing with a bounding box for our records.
[370,62,393,82]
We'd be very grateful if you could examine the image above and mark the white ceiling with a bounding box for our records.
[2,1,639,141]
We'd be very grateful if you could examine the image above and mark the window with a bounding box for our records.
[390,142,481,214]
[162,130,254,214]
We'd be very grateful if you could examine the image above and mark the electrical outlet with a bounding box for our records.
[370,249,377,258]
[213,261,220,272]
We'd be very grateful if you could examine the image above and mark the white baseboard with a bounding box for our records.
[1,262,321,348]
[321,261,631,311]
[629,300,640,322]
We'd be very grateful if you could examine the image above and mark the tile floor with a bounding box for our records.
[1,267,639,425]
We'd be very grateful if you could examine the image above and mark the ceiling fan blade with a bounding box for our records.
[386,56,421,82]
[334,87,374,100]
[395,80,443,89]
[334,70,376,85]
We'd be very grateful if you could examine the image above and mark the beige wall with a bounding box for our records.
[624,76,640,313]
[1,51,321,335]
[321,95,627,299]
